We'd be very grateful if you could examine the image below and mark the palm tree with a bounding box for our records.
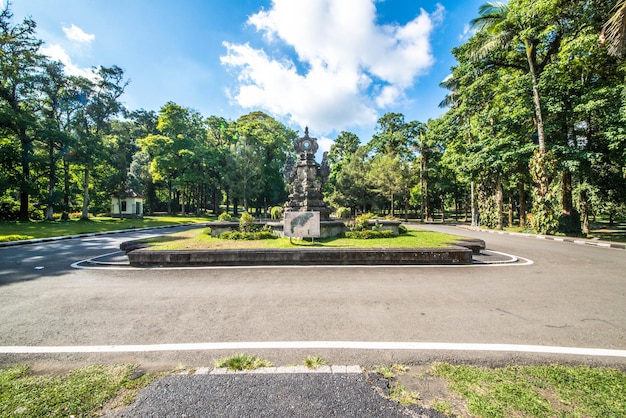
[601,0,626,57]
[469,1,567,234]
[469,1,553,153]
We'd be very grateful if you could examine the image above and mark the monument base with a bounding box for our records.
[266,220,345,238]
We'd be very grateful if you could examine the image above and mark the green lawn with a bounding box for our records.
[2,362,624,417]
[431,363,626,417]
[144,227,465,250]
[0,215,213,242]
[0,364,156,417]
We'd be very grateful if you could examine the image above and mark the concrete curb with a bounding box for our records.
[126,245,476,266]
[177,365,363,375]
[0,223,206,248]
[457,225,626,250]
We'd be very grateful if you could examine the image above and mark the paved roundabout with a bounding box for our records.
[2,223,624,415]
[1,223,624,369]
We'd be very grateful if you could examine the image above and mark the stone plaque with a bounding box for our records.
[284,211,321,238]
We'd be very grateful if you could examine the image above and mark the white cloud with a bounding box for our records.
[458,23,474,42]
[62,24,95,44]
[40,44,96,79]
[221,0,441,134]
[318,137,334,154]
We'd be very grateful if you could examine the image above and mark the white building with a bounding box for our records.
[111,190,144,218]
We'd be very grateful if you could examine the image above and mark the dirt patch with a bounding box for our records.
[368,364,472,417]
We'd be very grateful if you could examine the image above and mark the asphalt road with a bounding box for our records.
[1,224,625,372]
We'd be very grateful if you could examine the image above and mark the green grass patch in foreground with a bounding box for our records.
[215,353,272,371]
[0,364,156,417]
[146,228,463,250]
[431,363,626,417]
[0,215,212,241]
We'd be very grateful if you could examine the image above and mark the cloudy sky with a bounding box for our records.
[6,0,483,148]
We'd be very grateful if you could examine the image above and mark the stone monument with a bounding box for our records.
[283,127,332,220]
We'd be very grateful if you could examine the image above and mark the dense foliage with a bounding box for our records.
[1,2,624,234]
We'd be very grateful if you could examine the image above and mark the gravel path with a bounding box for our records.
[115,371,445,417]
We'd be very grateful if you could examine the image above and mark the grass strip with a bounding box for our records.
[144,228,463,250]
[432,363,626,417]
[215,353,272,371]
[0,364,156,417]
[0,215,212,241]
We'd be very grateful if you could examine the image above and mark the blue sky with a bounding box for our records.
[7,0,484,150]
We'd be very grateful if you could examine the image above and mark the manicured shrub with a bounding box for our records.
[239,212,255,232]
[0,196,43,221]
[219,230,277,240]
[270,206,283,220]
[0,197,19,221]
[345,230,394,239]
[350,212,376,232]
[334,207,351,219]
[217,212,232,222]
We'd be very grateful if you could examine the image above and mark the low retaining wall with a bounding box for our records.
[126,245,475,267]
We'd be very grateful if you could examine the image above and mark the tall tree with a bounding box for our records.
[367,152,409,217]
[73,66,128,219]
[233,111,296,214]
[470,0,566,233]
[138,102,202,214]
[0,5,43,220]
[369,113,416,159]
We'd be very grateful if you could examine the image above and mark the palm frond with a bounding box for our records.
[470,1,509,32]
[601,0,626,57]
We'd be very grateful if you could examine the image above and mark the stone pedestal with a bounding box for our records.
[283,127,332,221]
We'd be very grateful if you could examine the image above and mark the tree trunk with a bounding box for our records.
[495,174,504,230]
[19,128,31,222]
[213,188,219,215]
[167,181,172,214]
[580,189,590,234]
[525,41,546,153]
[147,181,156,215]
[440,195,445,222]
[45,141,58,221]
[508,193,514,228]
[181,186,186,216]
[518,181,526,228]
[404,199,409,222]
[420,159,425,222]
[62,159,71,220]
[81,167,90,219]
[561,169,573,215]
[471,181,479,227]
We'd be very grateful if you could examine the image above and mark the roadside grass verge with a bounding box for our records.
[431,363,626,417]
[303,355,326,369]
[0,215,212,242]
[2,362,624,416]
[478,218,626,243]
[0,364,156,418]
[142,228,464,250]
[214,353,272,371]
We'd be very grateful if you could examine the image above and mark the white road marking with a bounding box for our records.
[1,341,624,358]
[70,250,533,270]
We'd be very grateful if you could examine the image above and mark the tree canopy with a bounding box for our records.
[0,1,624,232]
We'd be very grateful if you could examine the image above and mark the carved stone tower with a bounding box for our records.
[283,127,331,220]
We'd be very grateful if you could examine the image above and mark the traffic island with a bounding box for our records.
[123,239,484,267]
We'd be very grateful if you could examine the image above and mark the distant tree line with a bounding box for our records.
[0,5,297,220]
[1,1,625,235]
